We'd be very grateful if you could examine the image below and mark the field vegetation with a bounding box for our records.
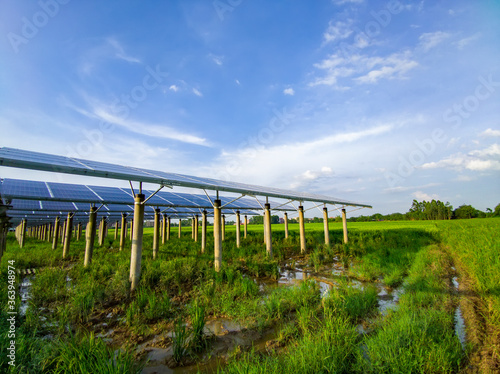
[0,217,498,373]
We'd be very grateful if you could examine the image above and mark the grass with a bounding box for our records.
[1,218,498,373]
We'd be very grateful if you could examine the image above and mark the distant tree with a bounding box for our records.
[249,216,263,224]
[454,205,477,219]
[271,215,280,224]
[494,204,500,217]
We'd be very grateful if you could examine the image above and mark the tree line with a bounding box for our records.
[347,200,500,222]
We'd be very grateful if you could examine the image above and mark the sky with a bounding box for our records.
[0,0,499,217]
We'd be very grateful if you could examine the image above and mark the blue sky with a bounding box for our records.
[0,0,499,216]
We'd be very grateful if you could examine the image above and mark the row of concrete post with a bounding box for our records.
[10,198,349,294]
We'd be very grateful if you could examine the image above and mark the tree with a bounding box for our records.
[494,204,500,217]
[454,205,477,219]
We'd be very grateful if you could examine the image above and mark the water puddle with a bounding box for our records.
[19,275,33,316]
[451,272,467,350]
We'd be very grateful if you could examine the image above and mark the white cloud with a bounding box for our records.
[192,88,203,97]
[418,31,451,52]
[169,85,179,92]
[208,123,395,189]
[311,51,418,87]
[480,128,500,137]
[65,97,209,146]
[421,145,500,172]
[413,191,439,201]
[323,20,353,43]
[469,144,500,157]
[106,37,141,64]
[208,53,224,66]
[235,79,241,85]
[332,0,363,5]
[454,33,481,50]
[283,87,295,96]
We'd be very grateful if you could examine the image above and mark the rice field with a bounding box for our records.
[0,218,498,373]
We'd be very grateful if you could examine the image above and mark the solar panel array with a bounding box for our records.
[0,178,291,211]
[0,147,371,208]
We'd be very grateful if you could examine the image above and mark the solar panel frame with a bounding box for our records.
[0,148,372,208]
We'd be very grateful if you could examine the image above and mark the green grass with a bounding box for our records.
[1,218,498,373]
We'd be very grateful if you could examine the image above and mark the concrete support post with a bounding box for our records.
[162,214,167,245]
[194,215,199,242]
[213,199,222,272]
[61,221,66,244]
[201,210,207,253]
[299,206,306,253]
[263,216,266,244]
[264,204,272,258]
[119,213,127,251]
[166,217,171,241]
[62,213,73,259]
[178,218,182,239]
[84,207,98,267]
[114,221,119,240]
[130,219,134,240]
[153,208,160,259]
[244,215,248,239]
[20,219,27,248]
[221,215,225,242]
[323,207,330,246]
[52,217,60,250]
[98,217,107,246]
[342,208,348,244]
[77,223,82,241]
[45,224,50,242]
[236,211,241,248]
[130,194,145,292]
[284,212,289,239]
[191,217,195,240]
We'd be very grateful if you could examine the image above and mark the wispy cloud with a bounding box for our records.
[169,84,179,92]
[418,31,451,52]
[454,33,481,50]
[421,144,500,172]
[106,37,141,64]
[192,88,203,97]
[323,20,353,43]
[65,96,210,146]
[311,51,418,87]
[480,128,500,137]
[283,87,295,96]
[208,53,224,66]
[332,0,363,5]
[413,190,439,201]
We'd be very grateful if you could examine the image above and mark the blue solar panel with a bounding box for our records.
[1,179,51,199]
[48,182,98,201]
[0,147,372,208]
[87,186,133,203]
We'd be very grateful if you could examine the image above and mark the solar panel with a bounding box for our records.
[0,148,372,208]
